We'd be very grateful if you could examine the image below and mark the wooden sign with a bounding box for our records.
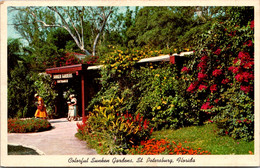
[53,73,73,79]
[62,73,73,78]
[53,74,62,79]
[57,79,68,83]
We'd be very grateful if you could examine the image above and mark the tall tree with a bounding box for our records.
[126,7,196,49]
[11,6,114,56]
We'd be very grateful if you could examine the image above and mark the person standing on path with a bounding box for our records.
[34,94,48,119]
[67,94,77,121]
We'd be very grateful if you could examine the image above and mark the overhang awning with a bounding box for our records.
[46,64,89,74]
[137,51,194,64]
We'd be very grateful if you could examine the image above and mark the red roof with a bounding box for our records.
[46,64,88,74]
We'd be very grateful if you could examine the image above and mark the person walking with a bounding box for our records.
[34,94,48,119]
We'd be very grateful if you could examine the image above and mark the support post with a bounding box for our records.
[81,73,85,120]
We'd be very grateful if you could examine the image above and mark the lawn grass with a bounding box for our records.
[8,145,40,155]
[151,123,254,155]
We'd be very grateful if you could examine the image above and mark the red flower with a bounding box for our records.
[240,85,252,93]
[208,119,213,123]
[243,61,254,69]
[233,58,239,64]
[143,120,148,130]
[250,20,254,29]
[229,31,236,37]
[212,69,222,77]
[214,99,219,104]
[235,72,253,83]
[198,84,208,91]
[228,66,239,74]
[221,78,230,85]
[187,82,198,93]
[210,84,217,93]
[150,128,154,135]
[201,102,213,110]
[181,67,190,72]
[201,56,208,61]
[198,72,207,81]
[214,49,221,55]
[197,61,207,70]
[243,40,253,47]
[238,51,251,61]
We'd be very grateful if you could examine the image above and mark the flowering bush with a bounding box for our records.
[77,97,153,154]
[8,118,52,133]
[180,18,254,140]
[129,138,210,155]
[51,52,99,68]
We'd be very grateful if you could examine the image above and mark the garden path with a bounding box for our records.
[8,118,97,155]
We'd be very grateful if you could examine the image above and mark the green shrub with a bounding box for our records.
[8,63,36,118]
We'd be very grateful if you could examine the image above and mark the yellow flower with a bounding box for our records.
[162,101,167,104]
[150,66,153,69]
[164,77,167,80]
[155,74,160,77]
[157,106,161,110]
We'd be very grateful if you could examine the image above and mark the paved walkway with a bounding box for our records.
[8,118,97,155]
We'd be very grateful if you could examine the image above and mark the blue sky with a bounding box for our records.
[8,8,20,39]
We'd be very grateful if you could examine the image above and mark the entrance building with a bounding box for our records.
[45,51,192,119]
[46,64,101,119]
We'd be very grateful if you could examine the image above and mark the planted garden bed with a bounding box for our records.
[8,118,52,133]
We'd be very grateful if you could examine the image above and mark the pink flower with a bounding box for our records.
[214,49,221,55]
[198,72,207,81]
[212,69,222,77]
[198,84,208,91]
[210,84,217,93]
